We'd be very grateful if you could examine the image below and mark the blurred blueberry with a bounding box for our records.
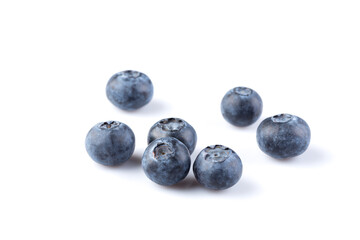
[193,145,243,190]
[142,137,191,186]
[85,121,135,166]
[106,70,154,110]
[147,118,197,154]
[256,114,311,159]
[221,87,263,127]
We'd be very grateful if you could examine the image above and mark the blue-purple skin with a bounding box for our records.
[147,118,197,154]
[142,137,191,186]
[85,121,135,166]
[106,70,154,111]
[221,87,263,127]
[193,145,243,190]
[256,114,311,159]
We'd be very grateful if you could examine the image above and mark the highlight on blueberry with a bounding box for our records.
[106,70,154,111]
[147,117,197,154]
[193,145,243,190]
[142,137,191,186]
[85,121,135,166]
[221,86,263,127]
[256,114,311,159]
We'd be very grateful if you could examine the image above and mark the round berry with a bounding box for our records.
[147,118,197,154]
[256,114,311,159]
[193,145,243,190]
[142,137,191,186]
[85,121,135,166]
[221,87,263,127]
[106,70,154,110]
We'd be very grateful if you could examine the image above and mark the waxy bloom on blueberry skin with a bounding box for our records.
[256,114,311,159]
[147,118,197,154]
[142,137,191,186]
[106,70,154,111]
[221,87,263,127]
[193,145,243,190]
[85,121,135,166]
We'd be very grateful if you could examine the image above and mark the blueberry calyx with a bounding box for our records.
[159,118,185,132]
[98,121,121,129]
[271,114,293,123]
[204,145,232,163]
[233,87,253,96]
[122,70,141,79]
[153,142,175,160]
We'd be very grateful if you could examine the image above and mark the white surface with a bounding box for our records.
[1,1,359,239]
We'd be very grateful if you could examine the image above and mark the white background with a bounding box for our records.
[1,1,359,239]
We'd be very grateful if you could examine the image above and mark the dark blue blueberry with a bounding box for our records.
[256,114,311,159]
[85,121,135,166]
[221,87,263,127]
[142,137,191,186]
[147,118,197,154]
[193,145,243,190]
[106,70,154,110]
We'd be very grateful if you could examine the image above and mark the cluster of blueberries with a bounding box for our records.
[85,70,311,190]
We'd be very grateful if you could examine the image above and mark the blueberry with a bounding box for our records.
[85,121,135,166]
[106,70,154,110]
[221,87,263,127]
[256,114,311,159]
[147,118,197,154]
[142,137,191,186]
[193,145,243,190]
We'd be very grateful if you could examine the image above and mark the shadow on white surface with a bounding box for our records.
[270,147,330,167]
[95,153,142,171]
[112,99,171,116]
[223,116,265,133]
[118,154,142,169]
[168,174,200,191]
[166,174,260,197]
[224,178,260,197]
